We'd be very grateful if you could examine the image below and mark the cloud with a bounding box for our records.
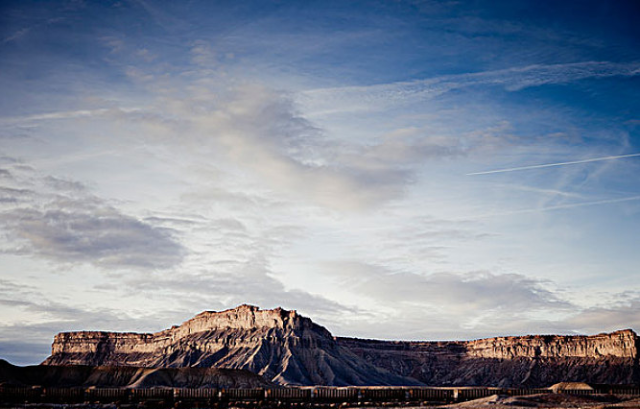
[333,262,570,313]
[339,127,474,173]
[4,208,184,268]
[565,293,640,333]
[2,61,572,214]
[493,183,586,200]
[0,5,69,46]
[85,82,420,210]
[300,61,640,115]
[0,341,48,365]
[190,40,217,67]
[2,81,425,211]
[129,0,186,32]
[101,36,125,54]
[0,186,33,204]
[466,195,640,219]
[320,261,576,340]
[323,261,640,341]
[121,247,354,323]
[179,85,517,210]
[0,107,141,124]
[0,261,351,366]
[43,175,88,192]
[0,163,184,269]
[89,209,357,330]
[0,277,189,366]
[467,152,640,176]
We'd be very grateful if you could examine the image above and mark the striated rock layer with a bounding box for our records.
[338,329,640,387]
[43,305,414,386]
[43,305,640,387]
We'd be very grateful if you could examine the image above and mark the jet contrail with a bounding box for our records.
[468,195,640,219]
[467,152,640,176]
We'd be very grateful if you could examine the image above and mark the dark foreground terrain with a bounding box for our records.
[2,359,640,408]
[2,392,640,409]
[440,393,640,409]
[0,359,270,389]
[2,382,640,409]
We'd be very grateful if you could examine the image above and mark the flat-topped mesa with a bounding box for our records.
[45,305,414,386]
[48,305,333,361]
[465,329,639,359]
[337,329,639,359]
[44,306,640,386]
[338,329,640,386]
[46,306,349,369]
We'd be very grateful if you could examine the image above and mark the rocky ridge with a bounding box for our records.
[44,305,413,386]
[43,305,640,387]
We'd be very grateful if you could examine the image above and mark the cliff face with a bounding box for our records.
[464,330,638,359]
[43,305,640,387]
[338,330,640,387]
[43,305,413,386]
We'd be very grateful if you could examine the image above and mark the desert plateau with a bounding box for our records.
[1,306,640,408]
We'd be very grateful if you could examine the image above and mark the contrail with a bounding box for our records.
[468,195,640,219]
[467,153,640,176]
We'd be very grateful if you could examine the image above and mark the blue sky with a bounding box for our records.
[1,0,640,365]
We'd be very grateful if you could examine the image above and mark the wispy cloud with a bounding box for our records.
[0,108,141,124]
[128,0,186,32]
[53,82,418,211]
[466,195,640,219]
[332,262,570,312]
[494,183,586,199]
[322,261,574,340]
[0,277,188,365]
[0,9,67,45]
[467,152,640,176]
[1,27,31,44]
[300,61,640,115]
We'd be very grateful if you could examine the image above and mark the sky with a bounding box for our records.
[1,0,639,366]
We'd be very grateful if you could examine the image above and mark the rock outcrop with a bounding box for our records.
[43,305,414,386]
[0,359,270,388]
[338,329,640,387]
[43,305,640,387]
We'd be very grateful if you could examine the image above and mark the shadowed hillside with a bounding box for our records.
[0,359,270,388]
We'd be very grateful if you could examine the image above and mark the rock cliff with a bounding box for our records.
[338,329,640,387]
[43,305,413,386]
[43,305,640,387]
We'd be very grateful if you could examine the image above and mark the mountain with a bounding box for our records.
[43,304,415,386]
[339,329,640,387]
[0,359,270,388]
[43,305,640,387]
